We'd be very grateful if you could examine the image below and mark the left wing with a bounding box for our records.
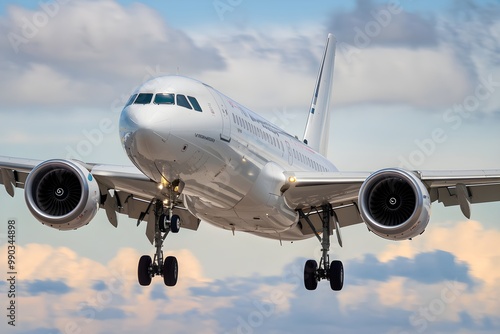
[0,156,200,243]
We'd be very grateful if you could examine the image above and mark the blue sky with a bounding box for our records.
[0,0,500,333]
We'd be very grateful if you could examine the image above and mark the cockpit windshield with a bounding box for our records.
[127,92,203,112]
[187,96,203,112]
[134,93,153,104]
[176,95,192,110]
[154,93,175,105]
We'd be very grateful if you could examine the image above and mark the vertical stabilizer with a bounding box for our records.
[303,34,336,156]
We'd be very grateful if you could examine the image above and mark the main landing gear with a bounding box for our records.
[137,182,182,287]
[299,204,344,291]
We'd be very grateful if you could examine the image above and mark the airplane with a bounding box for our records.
[1,34,500,291]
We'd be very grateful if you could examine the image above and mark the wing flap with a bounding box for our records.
[0,156,40,192]
[420,170,500,207]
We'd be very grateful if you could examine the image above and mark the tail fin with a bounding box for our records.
[303,33,336,156]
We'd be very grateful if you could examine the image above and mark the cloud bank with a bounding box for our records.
[1,221,500,333]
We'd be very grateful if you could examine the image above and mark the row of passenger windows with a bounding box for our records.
[126,93,203,112]
[292,147,328,172]
[232,113,328,172]
[232,114,283,151]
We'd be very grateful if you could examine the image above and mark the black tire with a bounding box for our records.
[163,256,178,286]
[138,255,152,286]
[304,259,318,290]
[170,215,180,233]
[159,214,169,233]
[329,260,344,291]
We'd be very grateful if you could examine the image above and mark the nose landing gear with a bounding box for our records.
[137,181,183,287]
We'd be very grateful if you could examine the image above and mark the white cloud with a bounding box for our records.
[0,0,225,108]
[2,219,500,333]
[0,0,493,114]
[334,46,473,108]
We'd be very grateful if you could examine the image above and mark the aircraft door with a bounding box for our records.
[208,89,231,142]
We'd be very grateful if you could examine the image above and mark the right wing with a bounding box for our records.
[280,168,500,235]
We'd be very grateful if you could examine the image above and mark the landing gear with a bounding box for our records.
[300,204,344,291]
[137,180,183,287]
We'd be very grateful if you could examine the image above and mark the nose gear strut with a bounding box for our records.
[137,180,183,286]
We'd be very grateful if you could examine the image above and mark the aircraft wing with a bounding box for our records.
[281,169,500,231]
[0,156,200,243]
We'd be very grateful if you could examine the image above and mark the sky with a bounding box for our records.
[0,0,500,333]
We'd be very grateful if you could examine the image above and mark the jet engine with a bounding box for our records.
[24,159,100,230]
[358,168,431,240]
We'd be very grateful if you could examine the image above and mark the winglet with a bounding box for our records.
[303,33,336,156]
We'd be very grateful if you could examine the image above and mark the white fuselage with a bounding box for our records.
[119,76,337,240]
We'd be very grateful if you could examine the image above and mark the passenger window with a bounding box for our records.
[154,93,175,105]
[125,94,137,107]
[134,93,153,104]
[187,96,203,112]
[176,95,192,109]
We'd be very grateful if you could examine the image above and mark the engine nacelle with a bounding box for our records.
[24,159,100,230]
[358,168,431,240]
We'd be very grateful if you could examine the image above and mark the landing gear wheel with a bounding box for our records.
[138,255,152,286]
[159,213,169,233]
[170,215,180,233]
[163,256,178,286]
[304,259,318,290]
[329,260,344,291]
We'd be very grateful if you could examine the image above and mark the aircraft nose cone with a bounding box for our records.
[119,105,171,159]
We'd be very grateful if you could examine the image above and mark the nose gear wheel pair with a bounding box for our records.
[137,181,183,286]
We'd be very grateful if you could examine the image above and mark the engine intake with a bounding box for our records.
[358,168,431,240]
[24,160,100,230]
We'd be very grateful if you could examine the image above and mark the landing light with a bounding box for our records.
[159,177,169,190]
[288,176,297,183]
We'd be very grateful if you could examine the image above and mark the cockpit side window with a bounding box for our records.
[187,96,203,112]
[125,94,137,107]
[154,93,175,105]
[176,94,192,109]
[134,93,153,104]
